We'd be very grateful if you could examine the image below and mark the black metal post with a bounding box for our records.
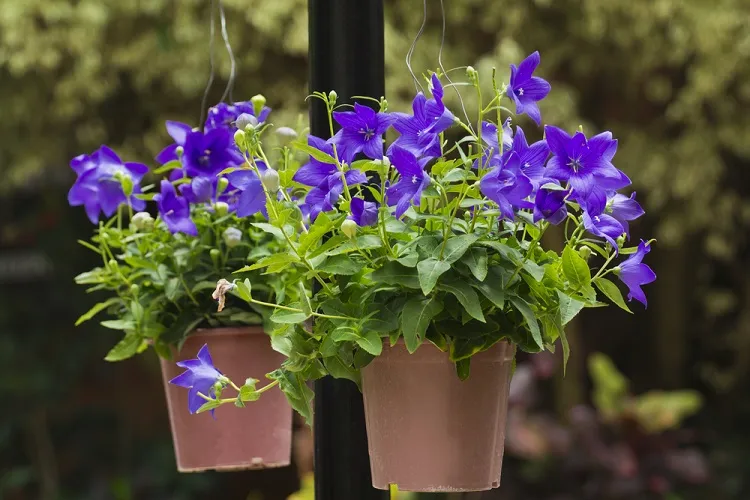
[309,1,388,499]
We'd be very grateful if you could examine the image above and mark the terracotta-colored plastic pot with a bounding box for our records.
[159,327,292,472]
[361,340,514,492]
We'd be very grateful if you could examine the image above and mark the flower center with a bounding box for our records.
[594,216,601,223]
[516,88,524,96]
[199,149,212,167]
[411,175,418,184]
[567,157,583,173]
[360,128,375,141]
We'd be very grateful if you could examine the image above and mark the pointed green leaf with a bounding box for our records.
[509,296,543,349]
[417,257,451,295]
[461,247,488,281]
[356,330,383,356]
[593,277,633,313]
[292,140,338,164]
[436,234,479,264]
[370,261,420,289]
[438,278,485,322]
[562,246,591,289]
[104,333,144,361]
[75,298,121,326]
[270,304,309,324]
[401,297,444,353]
[317,255,364,275]
[557,290,586,325]
[196,399,223,414]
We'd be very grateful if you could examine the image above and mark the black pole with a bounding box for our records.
[309,1,388,499]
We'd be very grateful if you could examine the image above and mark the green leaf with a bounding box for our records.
[100,319,135,330]
[593,277,633,313]
[323,356,360,385]
[562,246,591,289]
[153,160,182,174]
[442,168,470,183]
[318,255,364,275]
[472,279,505,308]
[356,330,383,356]
[417,258,451,295]
[438,278,485,322]
[330,324,361,343]
[196,399,222,414]
[271,369,315,425]
[76,239,102,254]
[251,222,286,240]
[325,234,382,256]
[292,140,338,164]
[165,277,181,301]
[557,291,586,325]
[104,333,144,361]
[523,260,546,282]
[299,212,340,254]
[509,296,543,349]
[437,234,479,264]
[370,261,420,289]
[244,253,300,272]
[396,252,419,268]
[232,279,252,302]
[75,298,121,326]
[455,358,471,381]
[270,305,310,324]
[401,297,444,353]
[461,247,488,281]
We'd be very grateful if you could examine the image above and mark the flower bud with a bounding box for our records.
[216,177,229,195]
[210,248,221,264]
[275,126,298,144]
[119,175,134,197]
[214,201,229,216]
[131,212,154,231]
[251,95,266,117]
[328,90,338,103]
[236,113,258,131]
[130,284,140,295]
[466,66,478,82]
[108,259,118,269]
[262,169,280,192]
[578,245,592,261]
[175,146,184,157]
[616,234,626,248]
[223,227,243,248]
[341,219,357,239]
[234,129,246,150]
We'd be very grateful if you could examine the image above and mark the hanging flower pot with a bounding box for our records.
[160,327,292,472]
[361,340,514,492]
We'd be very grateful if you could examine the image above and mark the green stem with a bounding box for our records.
[248,296,354,321]
[180,276,199,306]
[591,253,617,281]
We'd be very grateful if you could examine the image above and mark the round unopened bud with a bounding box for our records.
[251,94,266,116]
[341,219,357,239]
[466,66,477,79]
[210,248,221,263]
[234,129,246,150]
[328,90,338,103]
[236,113,258,131]
[578,245,592,261]
[616,234,626,248]
[214,201,229,216]
[130,284,140,294]
[275,126,298,144]
[223,227,243,248]
[175,146,184,157]
[131,212,154,231]
[119,175,134,197]
[108,259,118,269]
[216,177,229,195]
[262,169,280,192]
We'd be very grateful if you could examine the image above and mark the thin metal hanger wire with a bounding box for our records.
[218,0,237,103]
[199,0,218,130]
[438,0,473,134]
[406,0,428,93]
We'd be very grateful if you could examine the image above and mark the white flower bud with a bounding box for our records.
[131,212,154,231]
[328,90,338,103]
[215,201,229,216]
[275,126,298,145]
[262,169,280,192]
[223,227,243,248]
[341,219,357,239]
[236,113,258,131]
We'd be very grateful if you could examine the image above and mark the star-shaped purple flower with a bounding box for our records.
[533,187,568,225]
[181,127,244,179]
[507,51,551,126]
[349,197,378,226]
[389,74,455,159]
[205,101,271,131]
[67,146,148,224]
[543,126,629,216]
[156,121,193,164]
[504,126,550,188]
[608,192,644,238]
[331,103,397,163]
[227,163,268,218]
[616,240,656,307]
[154,180,198,236]
[169,344,223,415]
[386,147,431,218]
[479,152,534,220]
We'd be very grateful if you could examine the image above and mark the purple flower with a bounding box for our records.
[616,240,656,307]
[475,119,514,169]
[205,101,271,131]
[156,121,193,164]
[479,152,534,220]
[331,103,397,163]
[349,197,378,226]
[543,126,628,216]
[154,180,198,236]
[67,146,148,224]
[169,344,223,415]
[583,211,625,249]
[227,164,268,218]
[181,128,243,178]
[293,136,338,186]
[608,192,644,238]
[505,126,550,187]
[533,187,568,225]
[386,147,431,218]
[507,51,551,126]
[389,74,455,159]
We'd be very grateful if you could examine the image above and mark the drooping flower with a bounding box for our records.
[543,126,628,216]
[293,135,338,187]
[205,101,271,131]
[67,146,148,224]
[582,211,625,249]
[349,197,378,226]
[608,192,644,238]
[386,146,431,218]
[331,103,397,163]
[181,127,244,178]
[156,121,193,164]
[507,51,551,126]
[169,344,223,415]
[226,162,268,218]
[389,74,455,159]
[533,187,568,225]
[615,240,656,307]
[479,152,533,220]
[154,180,198,236]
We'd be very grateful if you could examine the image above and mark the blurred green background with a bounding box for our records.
[1,0,749,498]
